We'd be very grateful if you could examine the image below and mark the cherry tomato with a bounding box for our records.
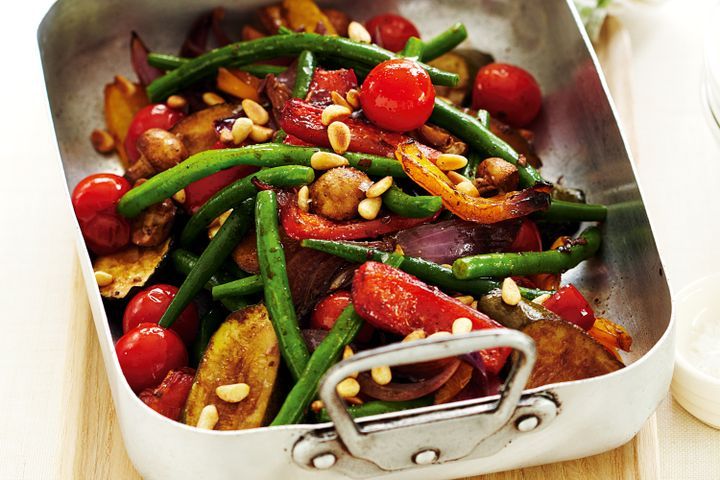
[115,323,188,392]
[542,284,596,331]
[122,284,199,345]
[124,103,184,164]
[360,59,435,132]
[311,290,374,342]
[71,173,131,255]
[508,219,542,252]
[365,14,420,52]
[471,63,542,128]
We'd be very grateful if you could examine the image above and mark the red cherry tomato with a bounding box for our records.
[542,284,596,331]
[124,103,184,164]
[471,63,542,128]
[71,173,131,255]
[365,14,420,52]
[122,284,199,345]
[115,323,188,392]
[508,219,542,252]
[311,291,374,342]
[360,59,435,132]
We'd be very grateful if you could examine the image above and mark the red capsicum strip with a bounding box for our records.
[279,98,440,160]
[396,142,552,224]
[279,192,437,240]
[352,261,510,375]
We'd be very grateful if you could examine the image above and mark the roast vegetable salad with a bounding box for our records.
[75,0,631,430]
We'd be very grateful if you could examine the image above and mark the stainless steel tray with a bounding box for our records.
[38,0,674,478]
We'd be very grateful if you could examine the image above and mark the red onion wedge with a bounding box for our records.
[358,358,461,402]
[130,32,162,86]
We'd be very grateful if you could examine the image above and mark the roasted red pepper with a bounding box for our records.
[305,68,358,105]
[139,367,195,420]
[352,261,510,374]
[542,284,596,331]
[279,192,436,240]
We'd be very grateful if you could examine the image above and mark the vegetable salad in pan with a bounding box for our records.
[75,0,632,431]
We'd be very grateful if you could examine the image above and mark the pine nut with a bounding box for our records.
[454,295,474,306]
[166,95,187,109]
[90,129,115,153]
[115,75,136,96]
[436,153,469,171]
[343,345,354,360]
[427,331,452,340]
[231,117,253,144]
[471,300,478,309]
[241,98,269,125]
[297,185,310,212]
[345,396,364,405]
[393,244,404,255]
[452,317,473,335]
[219,128,234,143]
[348,21,372,43]
[446,171,467,185]
[501,277,522,306]
[371,366,392,386]
[94,271,113,287]
[321,104,352,126]
[196,404,219,430]
[215,383,250,403]
[331,91,351,110]
[533,293,552,305]
[456,180,480,197]
[358,197,382,220]
[310,151,349,170]
[402,329,426,342]
[208,210,232,239]
[327,121,351,154]
[336,377,360,398]
[366,176,393,198]
[172,189,186,204]
[346,89,361,109]
[250,125,274,143]
[311,400,324,412]
[202,92,225,106]
[440,264,452,269]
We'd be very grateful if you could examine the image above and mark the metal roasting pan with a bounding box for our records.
[38,0,674,478]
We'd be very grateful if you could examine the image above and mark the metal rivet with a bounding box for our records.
[516,415,540,432]
[312,453,337,470]
[413,449,439,465]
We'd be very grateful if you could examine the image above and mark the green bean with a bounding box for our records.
[146,53,288,77]
[382,185,442,218]
[452,227,601,279]
[118,144,406,218]
[430,99,545,187]
[273,129,287,144]
[146,53,185,70]
[399,36,424,59]
[180,166,315,246]
[292,50,317,99]
[147,32,458,101]
[271,305,364,425]
[300,239,549,299]
[539,200,608,222]
[192,308,225,364]
[316,397,433,423]
[159,201,253,328]
[420,23,468,62]
[461,150,483,182]
[212,275,263,299]
[255,190,310,381]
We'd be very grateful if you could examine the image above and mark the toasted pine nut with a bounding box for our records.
[371,366,392,386]
[346,89,361,109]
[331,91,352,109]
[366,176,393,198]
[166,95,187,109]
[208,210,232,239]
[321,104,352,126]
[394,244,404,255]
[219,128,234,143]
[115,75,136,96]
[196,404,219,430]
[446,171,467,185]
[501,277,522,306]
[452,317,473,335]
[436,153,469,171]
[311,400,324,412]
[454,295,475,306]
[456,180,480,197]
[348,21,372,43]
[202,92,225,106]
[241,98,269,125]
[215,383,250,403]
[90,129,115,153]
[310,151,349,170]
[343,345,354,360]
[402,329,426,342]
[441,264,452,269]
[471,300,478,309]
[94,271,113,287]
[327,121,351,154]
[172,189,186,204]
[231,117,253,144]
[250,125,274,143]
[427,331,452,340]
[336,377,360,398]
[358,197,382,220]
[345,396,364,405]
[297,185,310,212]
[532,293,552,305]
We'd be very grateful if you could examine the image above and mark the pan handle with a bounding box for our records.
[292,329,558,474]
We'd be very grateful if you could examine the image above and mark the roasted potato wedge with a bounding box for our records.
[429,52,470,105]
[93,238,171,299]
[522,319,624,389]
[103,75,149,166]
[183,304,280,430]
[282,0,336,34]
[171,103,241,155]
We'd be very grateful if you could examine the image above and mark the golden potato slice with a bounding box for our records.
[93,238,170,299]
[103,75,149,166]
[171,103,241,155]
